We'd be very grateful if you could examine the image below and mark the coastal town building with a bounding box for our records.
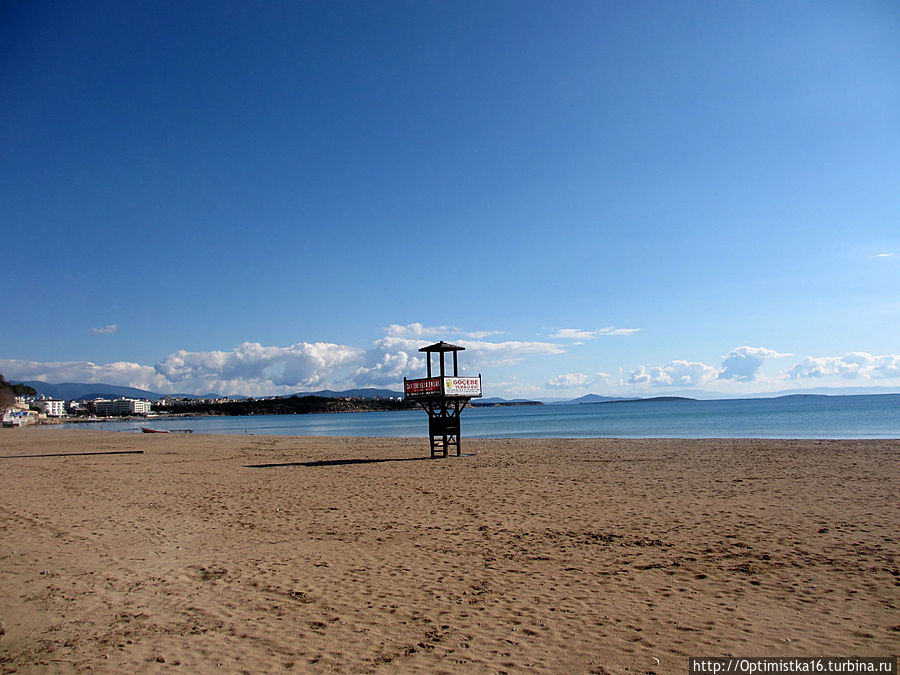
[2,409,38,427]
[33,398,65,417]
[92,398,152,416]
[155,396,238,407]
[67,400,88,414]
[2,396,40,426]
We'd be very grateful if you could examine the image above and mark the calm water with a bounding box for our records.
[67,394,900,439]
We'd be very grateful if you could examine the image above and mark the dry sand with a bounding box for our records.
[0,429,897,673]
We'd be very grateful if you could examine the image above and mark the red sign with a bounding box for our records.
[404,376,482,398]
[404,378,442,397]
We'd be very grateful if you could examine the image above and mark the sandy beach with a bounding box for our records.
[0,429,897,673]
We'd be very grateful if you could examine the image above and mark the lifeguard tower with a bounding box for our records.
[404,341,482,458]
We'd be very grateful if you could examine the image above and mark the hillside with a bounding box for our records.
[13,381,174,401]
[11,382,405,402]
[157,395,416,416]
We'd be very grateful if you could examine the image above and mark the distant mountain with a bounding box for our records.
[594,396,696,404]
[543,386,900,404]
[11,381,403,402]
[293,388,403,399]
[552,394,638,405]
[11,381,207,401]
[476,397,534,404]
[471,397,543,406]
[546,394,695,405]
[16,380,897,406]
[762,386,900,398]
[632,385,900,400]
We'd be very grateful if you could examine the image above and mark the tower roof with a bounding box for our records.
[418,341,465,353]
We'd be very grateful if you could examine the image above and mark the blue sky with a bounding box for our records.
[2,1,899,398]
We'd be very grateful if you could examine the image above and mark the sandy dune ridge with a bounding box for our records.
[0,429,897,673]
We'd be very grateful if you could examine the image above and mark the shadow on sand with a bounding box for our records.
[0,450,144,459]
[245,456,434,468]
[246,454,476,468]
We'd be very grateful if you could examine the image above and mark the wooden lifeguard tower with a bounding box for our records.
[404,341,482,458]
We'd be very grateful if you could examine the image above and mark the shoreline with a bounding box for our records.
[1,430,897,672]
[33,429,900,442]
[34,393,900,440]
[41,423,900,442]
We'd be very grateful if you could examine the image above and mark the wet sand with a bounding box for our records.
[1,429,897,673]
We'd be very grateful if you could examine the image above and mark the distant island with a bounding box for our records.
[10,380,900,417]
[156,395,544,416]
[589,396,695,404]
[471,398,543,407]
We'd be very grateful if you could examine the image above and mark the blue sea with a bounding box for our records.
[68,393,900,439]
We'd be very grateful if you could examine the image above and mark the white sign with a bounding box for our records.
[443,377,482,397]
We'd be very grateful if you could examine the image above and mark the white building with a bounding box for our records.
[132,399,151,415]
[93,398,152,416]
[33,398,65,417]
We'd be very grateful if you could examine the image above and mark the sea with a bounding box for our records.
[66,393,900,439]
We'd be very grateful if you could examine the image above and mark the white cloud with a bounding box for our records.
[385,323,452,338]
[91,324,117,335]
[719,346,790,382]
[626,347,792,390]
[551,327,640,339]
[353,336,427,386]
[461,329,504,339]
[455,339,566,368]
[488,377,546,397]
[22,327,900,400]
[351,335,564,386]
[629,360,718,387]
[0,358,170,391]
[872,252,894,258]
[155,341,362,393]
[547,372,589,388]
[385,323,504,340]
[550,329,594,339]
[788,352,900,380]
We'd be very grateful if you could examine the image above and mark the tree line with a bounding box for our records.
[0,374,37,410]
[156,395,418,416]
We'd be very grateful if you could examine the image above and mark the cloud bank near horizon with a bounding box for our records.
[544,347,900,394]
[0,324,566,396]
[2,327,899,397]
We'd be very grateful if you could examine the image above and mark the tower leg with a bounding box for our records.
[421,397,471,458]
[455,399,462,456]
[441,400,449,457]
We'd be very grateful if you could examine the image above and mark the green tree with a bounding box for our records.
[0,374,16,411]
[12,382,37,396]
